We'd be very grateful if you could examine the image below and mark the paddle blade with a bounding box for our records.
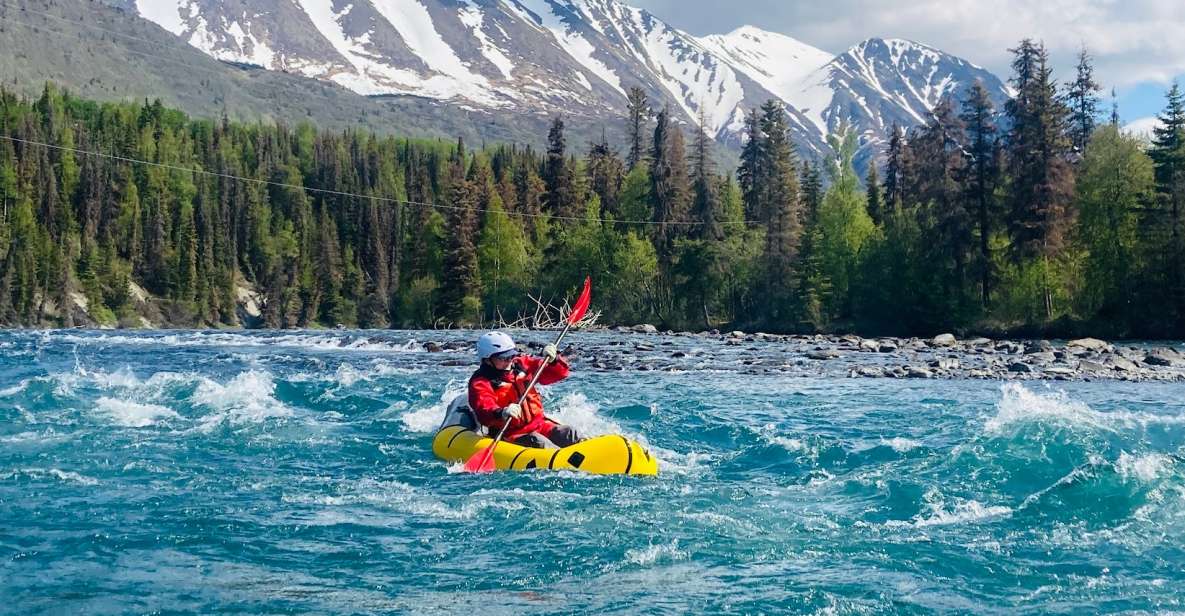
[463,444,497,473]
[567,277,592,325]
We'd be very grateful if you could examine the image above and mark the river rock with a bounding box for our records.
[633,324,658,334]
[1025,340,1054,353]
[634,343,655,352]
[1068,337,1111,352]
[931,333,957,347]
[1008,361,1035,373]
[907,366,933,378]
[1109,356,1139,372]
[1027,351,1057,364]
[930,358,960,370]
[860,339,880,351]
[1144,349,1183,367]
[968,337,993,347]
[424,342,443,353]
[856,366,884,378]
[995,341,1023,354]
[1044,366,1077,378]
[808,350,842,360]
[878,340,899,353]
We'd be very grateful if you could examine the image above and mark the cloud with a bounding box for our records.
[1123,116,1161,137]
[630,0,1185,89]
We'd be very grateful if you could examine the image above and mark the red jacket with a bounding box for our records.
[468,354,569,440]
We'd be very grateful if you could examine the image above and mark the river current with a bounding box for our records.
[2,329,1184,614]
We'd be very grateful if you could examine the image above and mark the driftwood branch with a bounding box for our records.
[493,292,600,330]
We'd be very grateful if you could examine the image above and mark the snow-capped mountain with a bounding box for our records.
[129,0,1009,165]
[786,38,1011,157]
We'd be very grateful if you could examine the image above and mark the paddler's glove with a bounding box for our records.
[499,403,524,420]
[543,344,558,364]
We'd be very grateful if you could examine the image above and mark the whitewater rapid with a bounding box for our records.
[1,329,1183,613]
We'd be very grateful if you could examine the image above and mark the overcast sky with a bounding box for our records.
[630,0,1185,124]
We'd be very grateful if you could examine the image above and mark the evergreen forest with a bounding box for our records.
[1,40,1183,337]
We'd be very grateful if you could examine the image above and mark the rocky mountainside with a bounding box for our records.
[123,0,1011,164]
[0,0,578,146]
[9,0,1012,167]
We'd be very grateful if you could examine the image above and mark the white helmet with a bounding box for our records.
[476,331,517,360]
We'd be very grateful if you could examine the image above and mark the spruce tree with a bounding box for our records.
[587,132,624,219]
[865,163,882,226]
[650,107,690,254]
[543,116,573,219]
[759,102,803,325]
[1150,82,1185,330]
[690,109,722,241]
[1066,47,1102,156]
[960,80,1001,307]
[882,123,907,215]
[737,108,765,223]
[1004,40,1075,317]
[437,144,480,323]
[626,87,651,171]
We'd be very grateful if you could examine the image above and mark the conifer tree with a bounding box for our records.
[650,107,690,254]
[882,123,907,215]
[587,132,624,219]
[1150,82,1185,329]
[1066,47,1102,156]
[737,108,765,223]
[1005,40,1075,317]
[626,87,651,171]
[865,163,882,226]
[960,80,1001,307]
[759,102,803,325]
[437,143,480,323]
[690,109,722,241]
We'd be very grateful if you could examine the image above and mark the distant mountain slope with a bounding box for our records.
[0,0,609,147]
[125,0,1011,169]
[6,0,1012,171]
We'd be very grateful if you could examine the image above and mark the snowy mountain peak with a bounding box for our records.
[129,0,1010,169]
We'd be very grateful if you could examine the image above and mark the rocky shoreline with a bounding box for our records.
[420,327,1185,383]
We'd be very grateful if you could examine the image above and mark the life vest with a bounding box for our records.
[467,355,569,440]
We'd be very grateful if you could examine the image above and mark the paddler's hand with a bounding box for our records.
[499,403,523,420]
[543,344,558,364]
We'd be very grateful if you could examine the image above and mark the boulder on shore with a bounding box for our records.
[931,333,957,347]
[632,324,658,334]
[1067,337,1111,352]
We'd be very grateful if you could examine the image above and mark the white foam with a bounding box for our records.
[95,397,180,428]
[399,383,467,433]
[0,378,30,397]
[1115,452,1174,482]
[772,436,809,453]
[902,490,1012,528]
[986,383,1185,435]
[882,437,922,453]
[192,370,293,431]
[283,478,525,521]
[547,392,624,439]
[624,542,687,566]
[4,468,98,485]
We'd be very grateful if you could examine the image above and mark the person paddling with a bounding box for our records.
[468,331,583,449]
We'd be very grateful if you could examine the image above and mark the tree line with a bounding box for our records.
[0,38,1183,336]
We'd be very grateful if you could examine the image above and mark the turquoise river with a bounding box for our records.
[2,329,1184,614]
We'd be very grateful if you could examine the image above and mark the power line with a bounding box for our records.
[0,134,754,227]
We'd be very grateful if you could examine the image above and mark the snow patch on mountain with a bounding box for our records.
[458,4,515,79]
[134,0,186,34]
[505,0,625,96]
[698,26,832,102]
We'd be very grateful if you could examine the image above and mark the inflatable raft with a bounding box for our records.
[433,396,658,476]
